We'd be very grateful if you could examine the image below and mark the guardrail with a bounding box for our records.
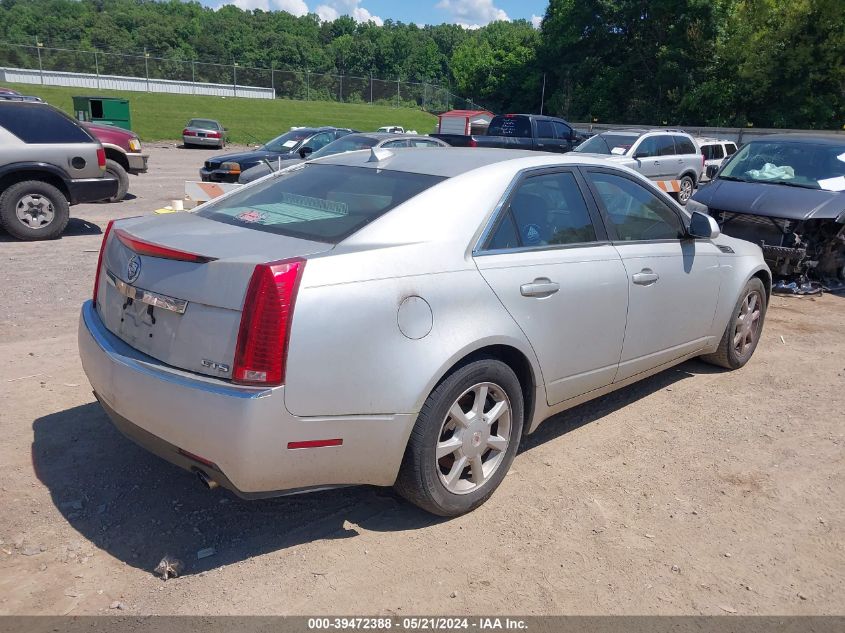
[0,66,275,99]
[570,122,844,143]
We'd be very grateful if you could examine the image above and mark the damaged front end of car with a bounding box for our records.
[711,211,845,293]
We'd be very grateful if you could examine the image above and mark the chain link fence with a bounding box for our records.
[0,41,484,112]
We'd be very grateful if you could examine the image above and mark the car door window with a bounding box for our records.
[307,132,334,151]
[711,144,724,159]
[725,143,737,156]
[536,120,555,139]
[488,171,597,249]
[587,171,685,241]
[656,136,677,156]
[553,121,572,140]
[672,135,697,155]
[634,137,658,158]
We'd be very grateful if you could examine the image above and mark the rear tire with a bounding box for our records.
[0,180,70,241]
[675,175,695,205]
[394,359,524,516]
[104,159,129,202]
[701,278,767,369]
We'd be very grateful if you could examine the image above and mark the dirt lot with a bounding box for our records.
[0,145,843,615]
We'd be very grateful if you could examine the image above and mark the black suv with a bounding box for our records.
[200,127,356,183]
[0,98,118,240]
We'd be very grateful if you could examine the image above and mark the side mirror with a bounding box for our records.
[688,210,720,239]
[299,146,313,158]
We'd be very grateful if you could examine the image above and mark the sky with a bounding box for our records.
[211,0,549,29]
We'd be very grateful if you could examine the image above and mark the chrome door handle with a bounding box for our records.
[654,161,660,166]
[632,269,659,285]
[520,278,560,298]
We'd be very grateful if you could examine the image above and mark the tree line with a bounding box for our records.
[0,0,842,128]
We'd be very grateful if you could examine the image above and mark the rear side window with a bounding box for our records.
[703,144,724,160]
[673,135,697,155]
[487,116,532,138]
[0,103,93,144]
[656,136,677,156]
[196,164,445,243]
[536,120,555,138]
[487,171,597,249]
[725,143,738,155]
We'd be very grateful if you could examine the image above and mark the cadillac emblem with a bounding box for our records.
[126,255,142,283]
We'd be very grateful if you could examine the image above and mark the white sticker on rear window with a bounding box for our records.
[837,152,845,163]
[282,140,298,148]
[610,147,626,155]
[818,176,845,191]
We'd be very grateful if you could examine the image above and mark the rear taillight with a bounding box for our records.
[93,220,115,304]
[207,131,221,139]
[233,259,305,386]
[468,138,478,147]
[114,228,216,263]
[96,147,106,169]
[183,128,196,136]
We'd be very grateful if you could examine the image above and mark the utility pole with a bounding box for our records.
[396,76,400,108]
[35,38,44,84]
[305,70,309,101]
[233,60,238,98]
[191,60,196,95]
[270,61,275,99]
[540,72,546,115]
[144,47,150,92]
[94,50,100,89]
[369,71,373,104]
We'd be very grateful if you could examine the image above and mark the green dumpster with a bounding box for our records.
[72,96,133,131]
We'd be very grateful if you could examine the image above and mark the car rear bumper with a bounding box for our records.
[67,175,119,205]
[184,135,222,147]
[126,152,149,174]
[78,301,414,497]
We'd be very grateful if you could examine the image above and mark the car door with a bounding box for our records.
[582,168,722,381]
[553,121,575,152]
[534,119,559,152]
[631,136,662,179]
[474,168,629,405]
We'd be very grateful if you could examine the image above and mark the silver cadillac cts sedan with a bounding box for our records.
[79,148,770,516]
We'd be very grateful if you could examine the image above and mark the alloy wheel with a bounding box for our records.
[436,382,512,495]
[679,178,693,203]
[733,290,763,357]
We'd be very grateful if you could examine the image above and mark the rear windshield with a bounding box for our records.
[487,115,532,138]
[188,119,219,130]
[196,164,445,243]
[574,133,640,155]
[0,103,93,144]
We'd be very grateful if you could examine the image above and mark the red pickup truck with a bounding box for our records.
[81,122,148,202]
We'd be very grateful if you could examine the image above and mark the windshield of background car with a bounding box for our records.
[719,140,845,191]
[188,119,219,130]
[263,130,312,153]
[487,116,532,138]
[574,133,640,155]
[196,164,446,243]
[310,135,379,159]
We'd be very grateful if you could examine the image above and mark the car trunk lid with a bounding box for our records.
[95,213,330,380]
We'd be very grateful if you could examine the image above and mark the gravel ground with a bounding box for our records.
[0,145,843,615]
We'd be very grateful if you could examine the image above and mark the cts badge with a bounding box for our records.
[126,255,142,283]
[202,359,231,374]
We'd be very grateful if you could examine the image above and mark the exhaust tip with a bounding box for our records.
[195,469,219,490]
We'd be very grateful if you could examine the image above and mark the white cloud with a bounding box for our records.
[230,0,309,14]
[530,14,542,29]
[435,0,509,27]
[316,0,384,25]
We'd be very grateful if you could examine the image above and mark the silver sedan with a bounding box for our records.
[79,148,770,516]
[182,118,226,148]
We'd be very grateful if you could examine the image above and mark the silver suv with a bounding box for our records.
[0,98,118,240]
[574,129,703,204]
